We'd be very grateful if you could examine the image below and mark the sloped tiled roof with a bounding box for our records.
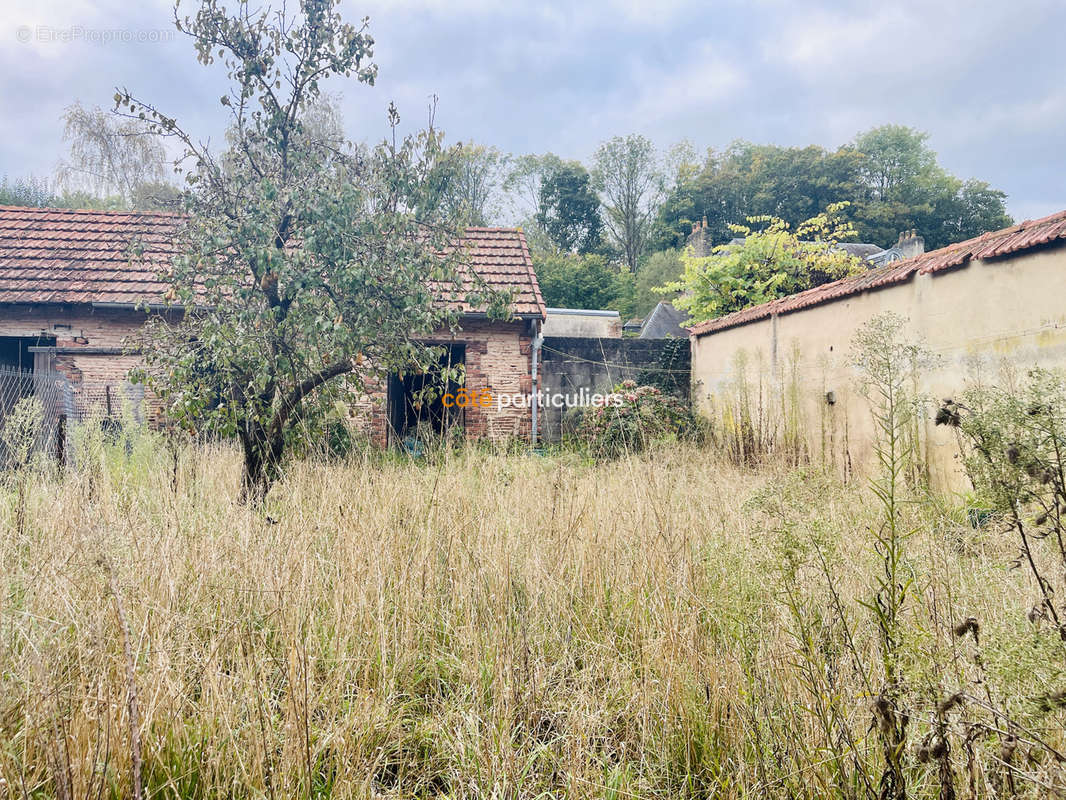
[689,209,1066,337]
[0,206,181,305]
[0,206,545,318]
[441,226,545,318]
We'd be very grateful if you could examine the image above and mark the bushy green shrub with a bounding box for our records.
[575,379,700,458]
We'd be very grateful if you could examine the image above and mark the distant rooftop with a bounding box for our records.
[543,306,622,338]
[545,307,620,318]
[638,302,688,339]
[723,230,925,266]
[688,218,926,267]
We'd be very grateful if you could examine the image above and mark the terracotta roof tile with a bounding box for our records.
[689,209,1066,337]
[0,206,545,318]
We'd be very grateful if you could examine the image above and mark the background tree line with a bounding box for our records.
[1,110,1013,321]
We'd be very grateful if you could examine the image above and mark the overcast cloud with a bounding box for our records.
[1,0,1063,220]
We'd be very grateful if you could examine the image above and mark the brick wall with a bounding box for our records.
[0,304,145,349]
[349,318,536,446]
[0,304,151,419]
[0,304,537,444]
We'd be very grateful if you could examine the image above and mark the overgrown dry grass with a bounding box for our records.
[1,431,1064,798]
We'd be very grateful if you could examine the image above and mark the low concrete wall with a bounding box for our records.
[543,309,622,338]
[690,243,1066,490]
[539,336,689,441]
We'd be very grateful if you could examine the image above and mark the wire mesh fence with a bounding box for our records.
[0,366,150,469]
[0,365,76,466]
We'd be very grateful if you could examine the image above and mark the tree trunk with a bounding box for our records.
[239,423,284,505]
[235,361,353,504]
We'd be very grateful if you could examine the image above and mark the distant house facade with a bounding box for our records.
[688,210,1066,488]
[0,206,546,445]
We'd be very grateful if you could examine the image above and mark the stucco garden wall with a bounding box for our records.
[690,243,1066,490]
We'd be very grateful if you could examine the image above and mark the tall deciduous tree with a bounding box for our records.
[124,0,489,500]
[592,134,664,272]
[534,252,626,311]
[57,101,179,209]
[651,128,1012,254]
[852,125,937,201]
[651,142,864,251]
[0,175,57,207]
[850,124,1012,249]
[502,152,555,223]
[435,143,508,227]
[502,153,602,254]
[536,159,602,254]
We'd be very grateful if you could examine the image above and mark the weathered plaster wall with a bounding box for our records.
[542,310,622,338]
[690,244,1066,490]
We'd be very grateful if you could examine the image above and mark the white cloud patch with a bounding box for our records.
[0,0,1063,219]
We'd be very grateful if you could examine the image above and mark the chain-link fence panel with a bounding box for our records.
[0,365,76,465]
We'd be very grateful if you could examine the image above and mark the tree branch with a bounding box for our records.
[270,359,354,435]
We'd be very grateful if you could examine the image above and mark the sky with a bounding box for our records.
[1,0,1064,221]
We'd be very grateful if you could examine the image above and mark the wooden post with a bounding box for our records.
[56,414,67,467]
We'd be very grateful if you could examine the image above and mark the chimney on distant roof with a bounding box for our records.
[686,218,712,257]
[896,229,925,259]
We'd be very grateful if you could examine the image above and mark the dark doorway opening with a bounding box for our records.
[0,334,55,372]
[0,335,61,465]
[387,343,466,445]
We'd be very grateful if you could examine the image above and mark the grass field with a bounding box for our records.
[1,431,1064,798]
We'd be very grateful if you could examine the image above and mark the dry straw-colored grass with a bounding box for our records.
[0,431,1063,798]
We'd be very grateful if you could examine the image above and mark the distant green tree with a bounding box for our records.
[503,153,555,221]
[664,139,701,194]
[650,127,1012,254]
[667,205,865,323]
[650,142,864,251]
[850,125,1012,249]
[536,160,603,254]
[535,252,628,311]
[592,134,664,272]
[948,178,1013,241]
[503,153,602,254]
[0,174,131,210]
[57,101,178,210]
[436,143,508,226]
[632,248,682,317]
[851,125,936,200]
[0,175,57,207]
